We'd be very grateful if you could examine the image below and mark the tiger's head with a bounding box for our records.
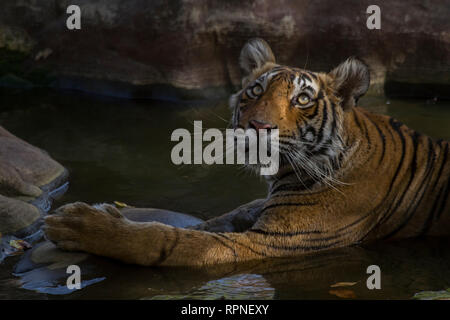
[229,38,370,183]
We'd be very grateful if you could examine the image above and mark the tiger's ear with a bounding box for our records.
[328,58,370,110]
[239,38,276,87]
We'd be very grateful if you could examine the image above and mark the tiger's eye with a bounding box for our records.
[297,93,311,105]
[252,84,263,96]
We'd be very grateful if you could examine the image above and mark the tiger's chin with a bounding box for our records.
[235,130,280,176]
[273,144,346,189]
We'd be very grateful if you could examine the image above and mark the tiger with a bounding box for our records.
[44,38,450,267]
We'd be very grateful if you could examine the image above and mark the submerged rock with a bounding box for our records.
[14,241,103,295]
[12,207,203,294]
[0,195,40,235]
[413,289,450,300]
[19,241,89,271]
[121,207,204,228]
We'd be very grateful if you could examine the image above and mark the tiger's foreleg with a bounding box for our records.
[189,199,265,233]
[44,202,272,266]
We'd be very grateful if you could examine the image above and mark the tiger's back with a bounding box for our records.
[349,108,450,240]
[256,107,450,254]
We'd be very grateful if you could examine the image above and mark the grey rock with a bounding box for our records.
[0,195,40,235]
[0,126,68,236]
[121,207,204,228]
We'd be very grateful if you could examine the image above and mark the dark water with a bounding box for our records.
[0,89,450,299]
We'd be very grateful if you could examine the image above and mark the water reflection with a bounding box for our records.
[12,237,450,300]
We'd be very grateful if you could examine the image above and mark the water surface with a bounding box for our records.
[0,89,449,299]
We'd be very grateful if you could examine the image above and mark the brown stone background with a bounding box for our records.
[0,0,449,100]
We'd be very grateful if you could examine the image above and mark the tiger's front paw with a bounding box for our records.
[44,202,126,257]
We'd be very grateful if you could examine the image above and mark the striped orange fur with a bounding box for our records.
[45,39,450,267]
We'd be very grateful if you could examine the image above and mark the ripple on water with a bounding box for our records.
[148,274,275,300]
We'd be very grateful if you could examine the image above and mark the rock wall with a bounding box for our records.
[0,0,449,99]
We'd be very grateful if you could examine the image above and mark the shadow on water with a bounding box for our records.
[1,89,450,299]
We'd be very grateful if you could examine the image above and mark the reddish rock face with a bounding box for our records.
[0,0,449,99]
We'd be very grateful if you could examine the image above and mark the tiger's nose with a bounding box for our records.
[249,119,277,131]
